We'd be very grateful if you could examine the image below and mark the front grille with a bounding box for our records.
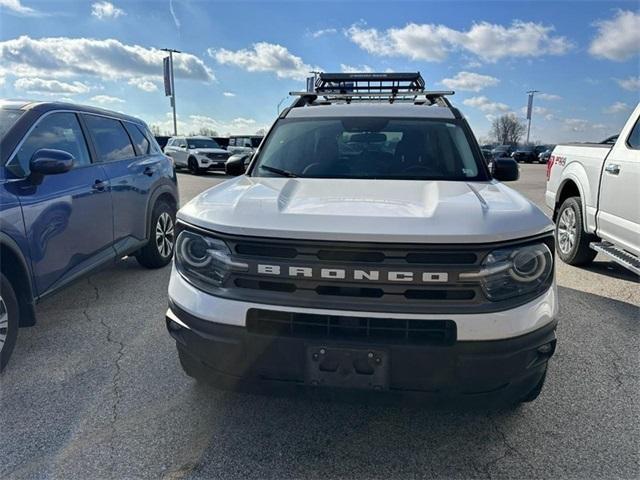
[246,309,457,345]
[183,228,554,314]
[206,153,228,160]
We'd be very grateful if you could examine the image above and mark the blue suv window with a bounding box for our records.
[124,122,151,156]
[84,115,135,162]
[9,112,91,176]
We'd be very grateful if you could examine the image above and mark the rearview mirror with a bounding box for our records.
[492,158,519,182]
[225,155,246,176]
[30,149,74,176]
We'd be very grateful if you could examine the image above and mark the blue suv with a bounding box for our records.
[0,100,178,371]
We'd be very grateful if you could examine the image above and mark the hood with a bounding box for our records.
[193,148,228,155]
[178,177,553,243]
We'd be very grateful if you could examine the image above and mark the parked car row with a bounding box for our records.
[0,100,178,371]
[482,144,555,163]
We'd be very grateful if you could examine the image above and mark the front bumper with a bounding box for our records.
[166,302,557,401]
[197,157,228,171]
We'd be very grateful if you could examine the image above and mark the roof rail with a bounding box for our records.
[287,72,455,109]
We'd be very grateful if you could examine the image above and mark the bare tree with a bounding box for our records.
[198,127,218,137]
[490,114,526,145]
[150,124,162,136]
[255,128,266,136]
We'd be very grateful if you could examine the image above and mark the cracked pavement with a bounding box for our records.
[0,165,638,479]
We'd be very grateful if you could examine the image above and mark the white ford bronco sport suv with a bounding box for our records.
[166,73,558,404]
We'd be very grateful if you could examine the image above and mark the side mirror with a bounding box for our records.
[225,155,246,176]
[30,149,74,177]
[492,158,519,182]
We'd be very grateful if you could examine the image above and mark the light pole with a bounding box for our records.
[525,90,539,144]
[161,48,181,136]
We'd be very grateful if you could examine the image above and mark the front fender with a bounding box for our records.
[144,180,179,240]
[556,162,594,231]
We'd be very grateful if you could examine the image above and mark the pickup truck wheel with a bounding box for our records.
[135,201,176,269]
[556,197,597,266]
[0,273,19,372]
[188,157,203,175]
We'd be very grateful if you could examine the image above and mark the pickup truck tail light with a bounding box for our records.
[546,156,555,181]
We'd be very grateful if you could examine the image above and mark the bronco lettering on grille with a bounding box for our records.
[256,264,449,283]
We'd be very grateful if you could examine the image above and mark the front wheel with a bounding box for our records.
[135,201,176,269]
[188,157,203,175]
[555,197,597,266]
[0,273,19,372]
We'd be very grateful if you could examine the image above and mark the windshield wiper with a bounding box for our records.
[259,165,298,178]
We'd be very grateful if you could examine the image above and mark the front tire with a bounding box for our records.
[188,157,203,175]
[0,273,19,372]
[135,201,176,269]
[555,197,598,266]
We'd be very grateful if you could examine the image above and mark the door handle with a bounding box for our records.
[143,166,155,177]
[605,164,621,175]
[92,179,109,191]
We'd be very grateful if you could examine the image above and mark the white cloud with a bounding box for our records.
[210,42,319,80]
[603,102,630,114]
[562,118,609,133]
[91,1,124,20]
[150,113,265,136]
[0,36,215,83]
[128,77,158,92]
[14,77,90,94]
[520,105,551,117]
[538,93,561,101]
[589,10,640,61]
[310,28,337,38]
[440,71,499,92]
[346,20,571,63]
[169,0,180,29]
[340,64,373,73]
[222,91,236,97]
[0,0,41,16]
[616,76,640,91]
[463,96,510,113]
[90,94,124,104]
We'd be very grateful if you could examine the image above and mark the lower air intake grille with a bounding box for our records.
[246,309,456,345]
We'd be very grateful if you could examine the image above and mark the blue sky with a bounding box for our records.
[0,0,638,142]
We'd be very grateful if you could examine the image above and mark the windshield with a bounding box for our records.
[252,117,486,181]
[187,138,219,149]
[0,109,23,139]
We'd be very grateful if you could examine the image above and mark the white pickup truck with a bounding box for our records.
[545,103,640,274]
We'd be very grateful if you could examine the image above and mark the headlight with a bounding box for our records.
[460,243,553,301]
[175,230,247,292]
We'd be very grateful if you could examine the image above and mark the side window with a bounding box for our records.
[627,119,640,150]
[10,112,91,176]
[229,138,236,146]
[84,115,135,162]
[123,122,150,156]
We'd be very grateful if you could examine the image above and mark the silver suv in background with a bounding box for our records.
[164,136,229,174]
[227,135,263,156]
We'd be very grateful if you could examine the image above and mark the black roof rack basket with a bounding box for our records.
[315,72,425,94]
[285,72,455,115]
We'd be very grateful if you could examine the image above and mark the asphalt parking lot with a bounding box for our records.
[1,164,638,480]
